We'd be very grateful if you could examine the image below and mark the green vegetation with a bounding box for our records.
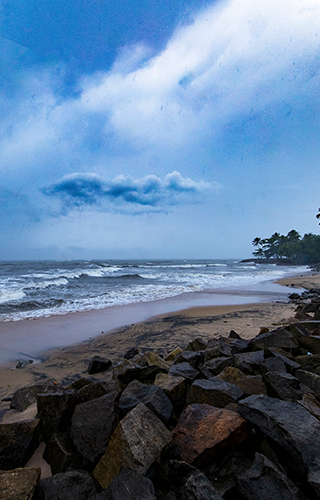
[252,230,320,264]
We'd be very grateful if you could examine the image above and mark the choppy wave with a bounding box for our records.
[0,259,309,322]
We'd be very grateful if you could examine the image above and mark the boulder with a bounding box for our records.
[43,432,84,474]
[229,338,250,354]
[119,380,173,423]
[165,404,249,468]
[298,393,320,420]
[116,364,167,385]
[186,379,244,408]
[234,351,264,375]
[186,338,207,351]
[124,347,139,360]
[154,373,188,412]
[10,379,59,412]
[96,469,157,500]
[263,371,302,402]
[175,351,202,368]
[179,470,223,500]
[71,391,118,463]
[267,347,301,373]
[166,347,183,362]
[249,328,300,355]
[203,345,220,363]
[217,338,232,358]
[238,395,320,471]
[158,460,200,492]
[295,354,320,376]
[36,390,80,441]
[169,362,200,382]
[218,367,267,397]
[0,418,40,470]
[299,336,320,355]
[138,351,171,370]
[308,459,320,498]
[37,470,101,500]
[229,330,241,339]
[259,357,287,375]
[204,357,233,376]
[67,378,94,391]
[237,452,304,500]
[88,356,112,375]
[205,450,253,499]
[77,380,124,403]
[93,403,172,489]
[295,370,320,400]
[0,467,41,500]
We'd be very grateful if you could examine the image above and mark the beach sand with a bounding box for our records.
[2,271,320,407]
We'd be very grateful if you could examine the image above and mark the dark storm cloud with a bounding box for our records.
[42,171,213,211]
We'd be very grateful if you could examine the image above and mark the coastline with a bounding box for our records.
[0,275,304,366]
[1,271,319,407]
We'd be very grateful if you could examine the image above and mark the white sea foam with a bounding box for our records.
[0,289,26,304]
[0,260,309,322]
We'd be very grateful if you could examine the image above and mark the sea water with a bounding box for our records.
[0,259,308,322]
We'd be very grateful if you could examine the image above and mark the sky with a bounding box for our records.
[1,0,320,260]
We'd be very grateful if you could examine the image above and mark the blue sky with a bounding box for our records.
[1,0,320,260]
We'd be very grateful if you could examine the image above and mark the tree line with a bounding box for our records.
[252,230,320,264]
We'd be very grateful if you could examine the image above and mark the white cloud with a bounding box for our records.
[79,0,320,146]
[1,0,320,186]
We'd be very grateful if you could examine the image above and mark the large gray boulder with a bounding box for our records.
[169,362,200,382]
[38,470,101,500]
[249,327,301,355]
[10,379,59,412]
[237,453,305,500]
[43,432,85,474]
[71,391,118,463]
[94,469,157,500]
[263,371,302,402]
[119,379,172,423]
[36,389,80,441]
[179,470,223,500]
[238,395,320,472]
[0,418,40,470]
[186,379,244,408]
[93,403,172,490]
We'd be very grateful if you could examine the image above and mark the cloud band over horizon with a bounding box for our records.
[42,171,214,213]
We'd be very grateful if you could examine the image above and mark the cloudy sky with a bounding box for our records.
[1,0,320,260]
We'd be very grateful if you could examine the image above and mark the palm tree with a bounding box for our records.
[252,237,262,247]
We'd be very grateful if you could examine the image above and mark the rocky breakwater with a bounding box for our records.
[2,289,320,498]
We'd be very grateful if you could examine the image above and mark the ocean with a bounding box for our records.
[0,259,308,323]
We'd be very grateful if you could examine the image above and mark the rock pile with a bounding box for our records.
[2,291,320,499]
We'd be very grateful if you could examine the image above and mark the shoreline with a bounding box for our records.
[1,271,319,407]
[0,275,305,366]
[0,271,319,408]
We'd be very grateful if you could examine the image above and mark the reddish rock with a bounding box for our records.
[165,404,249,468]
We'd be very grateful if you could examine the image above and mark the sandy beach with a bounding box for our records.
[1,271,319,409]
